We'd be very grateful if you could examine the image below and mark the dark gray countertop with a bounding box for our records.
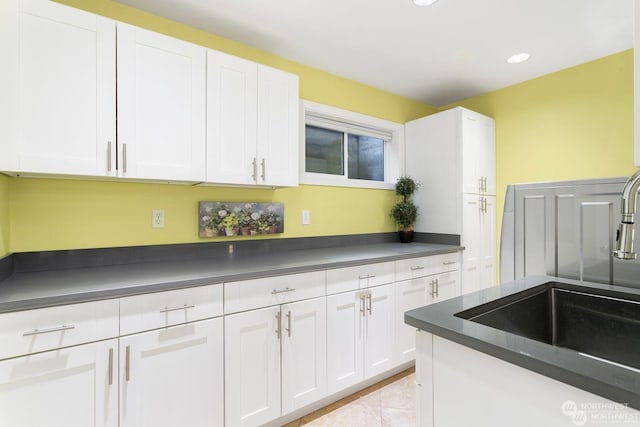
[0,242,461,313]
[405,275,640,410]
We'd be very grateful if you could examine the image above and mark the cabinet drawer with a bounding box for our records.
[395,257,432,281]
[326,261,395,295]
[430,252,461,275]
[120,283,223,335]
[0,299,119,361]
[396,252,461,281]
[224,271,325,314]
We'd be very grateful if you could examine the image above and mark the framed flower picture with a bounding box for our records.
[199,202,284,237]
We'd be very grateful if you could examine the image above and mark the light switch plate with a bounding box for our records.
[302,210,310,225]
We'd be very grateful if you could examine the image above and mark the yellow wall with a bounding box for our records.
[443,49,636,277]
[10,179,396,252]
[3,0,436,253]
[0,175,9,257]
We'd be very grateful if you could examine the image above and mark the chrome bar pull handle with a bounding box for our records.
[107,141,112,172]
[275,311,282,339]
[360,294,366,317]
[435,279,440,298]
[252,158,257,182]
[366,291,372,315]
[23,324,75,336]
[410,266,425,271]
[125,345,131,382]
[260,158,266,181]
[159,304,195,313]
[286,310,292,337]
[442,261,456,266]
[272,287,296,294]
[429,280,437,298]
[108,348,114,386]
[122,143,128,174]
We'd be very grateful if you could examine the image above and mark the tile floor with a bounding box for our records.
[284,368,416,427]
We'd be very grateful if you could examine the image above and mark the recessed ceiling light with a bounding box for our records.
[507,52,531,64]
[413,0,438,6]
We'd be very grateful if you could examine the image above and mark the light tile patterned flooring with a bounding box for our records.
[284,368,416,427]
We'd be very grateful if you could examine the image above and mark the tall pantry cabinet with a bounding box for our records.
[405,107,496,294]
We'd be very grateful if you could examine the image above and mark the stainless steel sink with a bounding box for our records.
[455,282,640,370]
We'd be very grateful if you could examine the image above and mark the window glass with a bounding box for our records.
[305,125,344,175]
[347,134,384,181]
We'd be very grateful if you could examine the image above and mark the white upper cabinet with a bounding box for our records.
[405,106,496,234]
[256,65,299,187]
[0,0,115,176]
[206,50,299,186]
[206,50,258,185]
[462,110,496,195]
[117,23,206,181]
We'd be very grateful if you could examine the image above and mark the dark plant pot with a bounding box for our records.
[398,230,414,244]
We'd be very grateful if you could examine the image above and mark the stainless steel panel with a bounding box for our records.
[500,176,640,289]
[523,196,546,278]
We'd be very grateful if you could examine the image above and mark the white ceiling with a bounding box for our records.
[116,0,635,107]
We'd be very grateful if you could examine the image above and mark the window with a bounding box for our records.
[301,101,404,189]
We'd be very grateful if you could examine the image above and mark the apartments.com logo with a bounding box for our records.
[561,400,639,425]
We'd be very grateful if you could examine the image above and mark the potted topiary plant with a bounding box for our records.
[390,176,418,243]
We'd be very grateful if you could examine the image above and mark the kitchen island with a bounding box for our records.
[405,275,640,427]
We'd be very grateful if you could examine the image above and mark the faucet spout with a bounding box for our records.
[613,170,640,260]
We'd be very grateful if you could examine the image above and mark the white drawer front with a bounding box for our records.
[120,283,223,335]
[0,299,119,361]
[326,261,395,295]
[224,271,325,314]
[429,252,461,275]
[395,257,432,281]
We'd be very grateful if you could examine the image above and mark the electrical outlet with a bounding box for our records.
[302,210,310,225]
[152,209,165,228]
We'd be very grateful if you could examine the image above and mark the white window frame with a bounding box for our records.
[300,100,404,190]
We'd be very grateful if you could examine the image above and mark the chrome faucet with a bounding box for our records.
[613,170,640,260]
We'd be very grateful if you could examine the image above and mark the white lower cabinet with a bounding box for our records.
[395,254,461,364]
[395,276,431,363]
[0,338,118,427]
[225,297,327,427]
[119,317,223,427]
[281,297,327,414]
[326,283,396,395]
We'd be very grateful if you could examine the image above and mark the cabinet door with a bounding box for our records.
[0,0,115,175]
[326,290,364,394]
[461,113,482,194]
[225,306,281,427]
[364,283,396,378]
[281,297,327,415]
[432,270,461,303]
[0,339,118,427]
[117,23,206,181]
[462,193,482,294]
[256,65,299,187]
[480,195,497,288]
[395,277,430,364]
[206,50,258,185]
[477,116,496,195]
[119,318,223,427]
